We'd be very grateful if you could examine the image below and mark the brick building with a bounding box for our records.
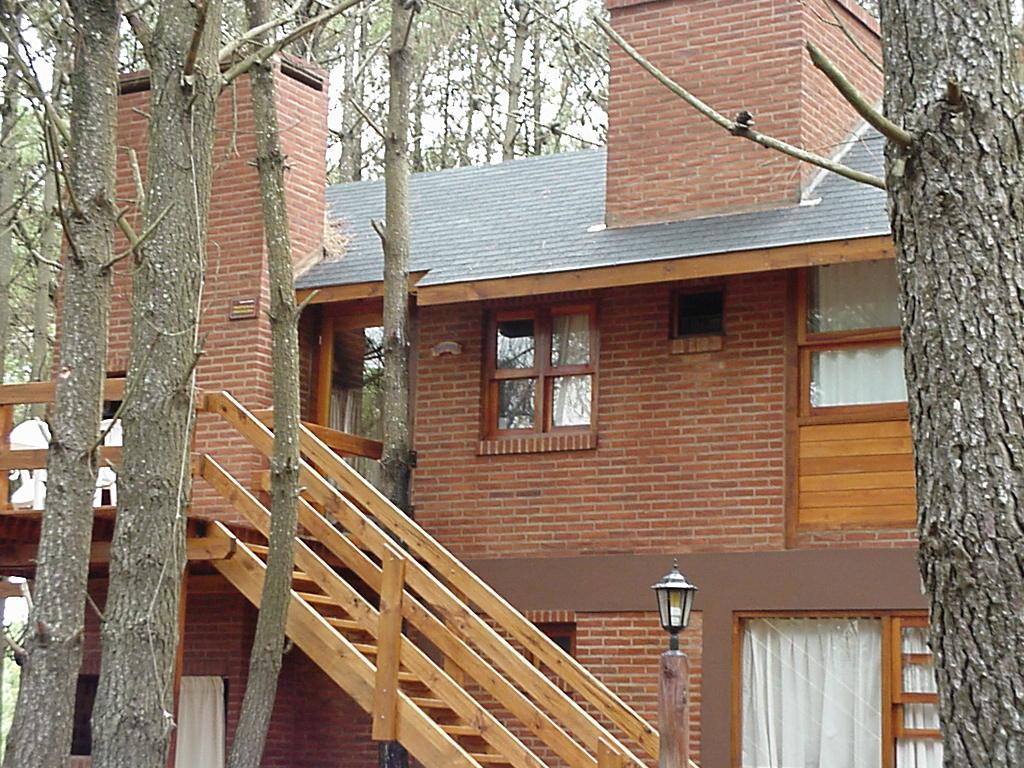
[1,1,938,767]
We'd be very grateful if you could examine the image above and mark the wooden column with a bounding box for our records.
[0,404,11,509]
[166,569,188,768]
[658,650,690,768]
[372,552,406,741]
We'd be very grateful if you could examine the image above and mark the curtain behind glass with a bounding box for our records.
[174,676,225,768]
[809,261,900,333]
[897,630,943,768]
[811,346,908,407]
[742,618,882,768]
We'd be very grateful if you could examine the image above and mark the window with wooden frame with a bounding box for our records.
[671,287,725,354]
[798,261,907,417]
[733,611,940,768]
[483,304,597,437]
[791,262,916,533]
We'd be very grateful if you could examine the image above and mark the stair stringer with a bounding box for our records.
[209,525,480,768]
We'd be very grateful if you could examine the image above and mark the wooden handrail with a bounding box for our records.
[207,522,480,768]
[291,413,658,759]
[199,455,546,768]
[251,410,383,460]
[0,378,126,406]
[202,391,653,767]
[0,446,122,471]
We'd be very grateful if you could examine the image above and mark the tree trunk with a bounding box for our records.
[501,8,528,161]
[225,4,303,767]
[0,0,18,381]
[1,1,118,766]
[337,11,366,183]
[379,0,415,763]
[880,3,1024,766]
[90,3,222,768]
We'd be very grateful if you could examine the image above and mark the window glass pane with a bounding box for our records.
[676,290,724,337]
[497,318,535,369]
[897,739,943,768]
[551,375,592,427]
[742,618,882,768]
[901,626,938,695]
[329,327,384,440]
[552,313,591,367]
[498,379,535,429]
[811,345,907,407]
[809,260,900,333]
[903,703,940,730]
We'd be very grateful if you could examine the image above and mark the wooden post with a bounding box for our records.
[0,404,12,510]
[167,569,188,768]
[372,552,406,741]
[658,650,690,768]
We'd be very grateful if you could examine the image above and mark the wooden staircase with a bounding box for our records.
[196,391,660,768]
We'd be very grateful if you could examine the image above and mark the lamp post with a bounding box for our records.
[652,561,697,768]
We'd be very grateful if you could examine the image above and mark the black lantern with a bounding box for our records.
[652,560,698,651]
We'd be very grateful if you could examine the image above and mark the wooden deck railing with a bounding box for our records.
[0,378,126,512]
[201,390,658,768]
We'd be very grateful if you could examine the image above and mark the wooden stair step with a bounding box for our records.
[397,671,422,684]
[326,617,366,632]
[410,697,450,710]
[441,724,480,737]
[470,754,512,765]
[295,591,338,607]
[351,643,377,655]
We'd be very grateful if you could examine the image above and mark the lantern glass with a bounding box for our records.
[652,562,697,635]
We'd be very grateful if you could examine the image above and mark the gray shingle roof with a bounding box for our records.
[296,131,889,290]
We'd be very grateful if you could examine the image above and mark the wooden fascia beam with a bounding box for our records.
[413,235,894,306]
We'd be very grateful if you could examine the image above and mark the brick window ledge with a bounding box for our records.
[477,432,598,456]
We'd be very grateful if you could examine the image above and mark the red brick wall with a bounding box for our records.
[108,63,327,522]
[604,0,882,226]
[82,581,371,768]
[411,274,915,557]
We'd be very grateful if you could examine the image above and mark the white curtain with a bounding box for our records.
[810,260,900,333]
[811,346,907,407]
[551,314,592,427]
[742,618,882,768]
[175,676,225,768]
[897,629,943,768]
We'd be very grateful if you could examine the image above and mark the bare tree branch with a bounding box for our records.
[806,0,883,73]
[221,0,365,87]
[806,41,912,147]
[218,0,304,63]
[594,15,886,190]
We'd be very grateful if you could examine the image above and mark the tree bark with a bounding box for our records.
[1,1,118,766]
[379,0,415,763]
[881,3,1024,766]
[0,0,18,381]
[224,4,303,767]
[501,7,528,161]
[90,3,222,768]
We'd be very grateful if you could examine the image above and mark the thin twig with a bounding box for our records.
[105,202,174,268]
[218,0,305,63]
[344,92,386,139]
[594,16,886,190]
[221,0,366,87]
[805,0,883,73]
[806,41,912,147]
[183,0,210,80]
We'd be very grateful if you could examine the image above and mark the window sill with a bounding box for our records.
[670,334,724,354]
[478,432,597,456]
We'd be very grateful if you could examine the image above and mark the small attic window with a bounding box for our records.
[671,288,725,354]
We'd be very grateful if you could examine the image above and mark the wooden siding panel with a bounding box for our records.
[797,420,916,528]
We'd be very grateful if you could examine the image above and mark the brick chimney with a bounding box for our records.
[107,59,328,519]
[604,0,881,227]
